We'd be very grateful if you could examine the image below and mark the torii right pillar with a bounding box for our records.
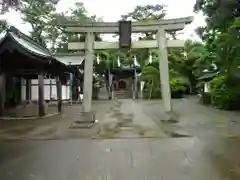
[157,28,172,112]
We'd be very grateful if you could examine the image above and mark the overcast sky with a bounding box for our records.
[2,0,205,40]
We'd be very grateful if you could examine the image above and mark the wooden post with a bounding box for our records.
[108,69,111,99]
[83,32,94,112]
[157,28,172,112]
[38,72,45,117]
[56,76,62,113]
[66,80,68,100]
[0,72,5,116]
[50,79,52,101]
[26,78,31,103]
[134,68,138,99]
[140,81,145,99]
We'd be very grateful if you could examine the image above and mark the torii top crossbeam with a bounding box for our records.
[63,16,194,33]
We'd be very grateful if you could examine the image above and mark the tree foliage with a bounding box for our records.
[19,1,101,52]
[141,65,160,99]
[194,0,240,109]
[194,0,240,42]
[20,0,59,46]
[169,40,208,93]
[121,4,166,21]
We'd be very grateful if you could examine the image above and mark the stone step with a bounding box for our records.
[115,93,132,99]
[114,91,131,99]
[115,91,129,94]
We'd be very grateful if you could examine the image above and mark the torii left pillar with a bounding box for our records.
[83,32,94,113]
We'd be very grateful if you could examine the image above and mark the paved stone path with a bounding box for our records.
[0,101,112,139]
[0,97,240,140]
[142,97,240,138]
[0,137,240,180]
[96,99,167,139]
[0,97,240,179]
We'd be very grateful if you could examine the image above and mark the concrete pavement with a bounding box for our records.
[0,98,240,179]
[0,138,239,180]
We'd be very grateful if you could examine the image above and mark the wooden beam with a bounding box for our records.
[66,23,186,33]
[55,55,84,65]
[26,79,31,102]
[54,52,84,56]
[56,76,62,114]
[68,40,185,50]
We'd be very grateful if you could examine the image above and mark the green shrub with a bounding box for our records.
[170,79,187,98]
[211,75,240,110]
[151,88,162,99]
[142,79,189,99]
[143,88,161,99]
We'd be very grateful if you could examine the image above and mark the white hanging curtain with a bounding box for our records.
[96,54,100,64]
[117,56,121,67]
[140,81,145,91]
[134,56,140,67]
[149,50,152,63]
[109,73,113,89]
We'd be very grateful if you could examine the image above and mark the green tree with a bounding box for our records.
[20,1,102,53]
[169,40,209,93]
[194,0,240,109]
[121,4,166,21]
[121,4,168,68]
[0,20,8,33]
[141,65,160,99]
[54,3,102,53]
[194,0,240,78]
[194,0,240,42]
[21,0,59,47]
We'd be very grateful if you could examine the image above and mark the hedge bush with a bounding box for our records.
[170,79,187,98]
[142,79,189,99]
[211,75,240,110]
[143,88,161,99]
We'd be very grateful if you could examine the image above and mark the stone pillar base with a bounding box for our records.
[160,111,179,123]
[70,111,97,129]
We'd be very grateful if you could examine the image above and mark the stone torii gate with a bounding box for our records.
[66,17,193,114]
